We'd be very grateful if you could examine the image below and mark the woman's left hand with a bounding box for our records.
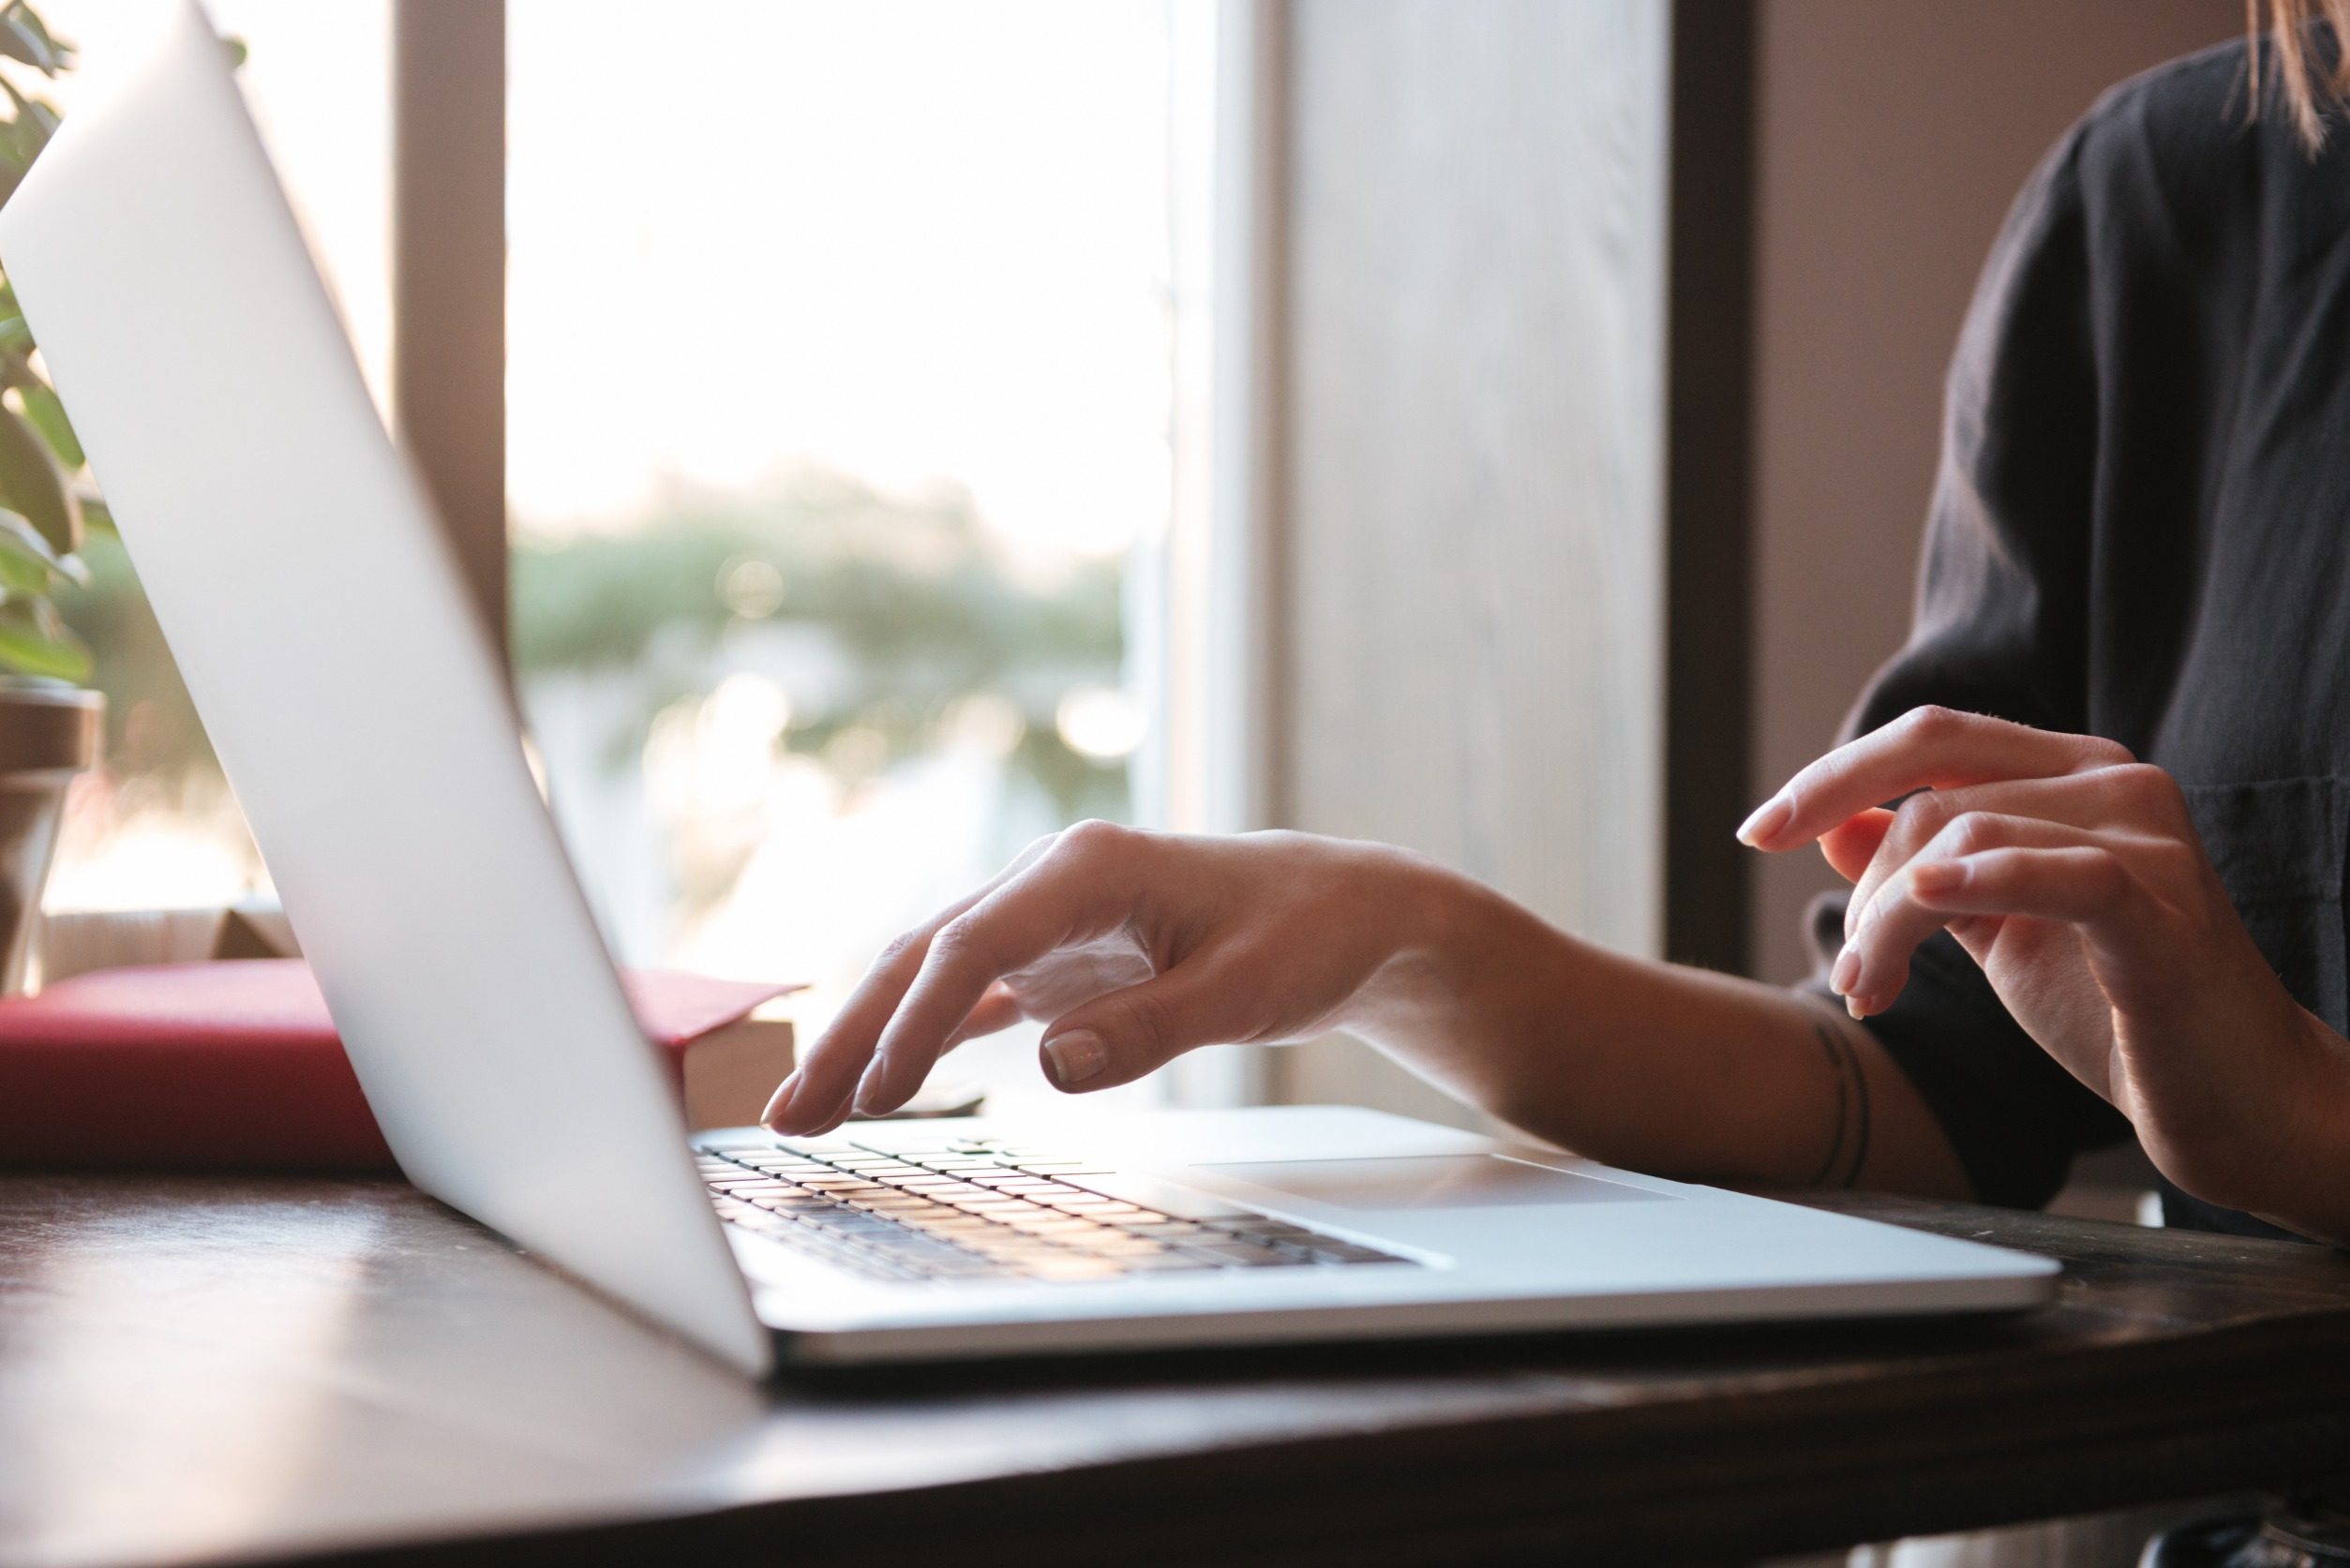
[1740,706,2350,1239]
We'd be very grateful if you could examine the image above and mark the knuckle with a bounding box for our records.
[1899,704,1967,743]
[1940,810,2000,858]
[1055,817,1130,860]
[875,929,925,971]
[2148,836,2204,889]
[2109,762,2185,816]
[1891,788,1953,844]
[2082,733,2135,767]
[926,916,989,967]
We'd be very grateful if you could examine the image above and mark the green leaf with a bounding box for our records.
[2,355,77,467]
[0,76,56,145]
[0,597,89,682]
[0,6,67,76]
[0,110,32,173]
[7,6,68,70]
[70,485,105,533]
[0,506,62,593]
[0,504,78,584]
[0,402,73,554]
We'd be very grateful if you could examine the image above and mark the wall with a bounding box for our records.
[1271,0,1669,1123]
[1747,0,2238,983]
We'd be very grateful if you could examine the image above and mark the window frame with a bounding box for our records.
[390,0,506,648]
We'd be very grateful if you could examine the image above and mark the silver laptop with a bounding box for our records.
[0,0,2056,1375]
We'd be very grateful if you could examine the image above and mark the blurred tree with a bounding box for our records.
[513,470,1129,822]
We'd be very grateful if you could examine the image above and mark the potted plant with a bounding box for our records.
[0,2,104,992]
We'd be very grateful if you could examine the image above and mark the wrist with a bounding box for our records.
[1341,850,1582,1047]
[2254,1010,2350,1244]
[1331,845,1466,1026]
[2163,1005,2350,1245]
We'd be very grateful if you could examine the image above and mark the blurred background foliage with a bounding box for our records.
[516,472,1130,823]
[59,468,1130,824]
[0,0,98,683]
[12,0,1136,942]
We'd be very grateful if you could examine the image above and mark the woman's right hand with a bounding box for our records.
[759,823,1458,1136]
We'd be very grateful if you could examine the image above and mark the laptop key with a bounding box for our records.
[1023,1257,1126,1281]
[1309,1243,1406,1264]
[1175,1240,1316,1268]
[718,1142,1421,1283]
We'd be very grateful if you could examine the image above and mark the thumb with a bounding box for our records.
[1039,959,1247,1093]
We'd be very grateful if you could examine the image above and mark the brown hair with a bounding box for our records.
[2253,0,2350,148]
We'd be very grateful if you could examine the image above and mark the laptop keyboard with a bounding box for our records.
[697,1135,1414,1284]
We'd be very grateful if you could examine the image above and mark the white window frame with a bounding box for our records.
[1134,0,1288,1108]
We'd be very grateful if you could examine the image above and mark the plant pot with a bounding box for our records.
[0,684,100,994]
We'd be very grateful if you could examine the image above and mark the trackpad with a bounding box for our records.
[1199,1154,1667,1211]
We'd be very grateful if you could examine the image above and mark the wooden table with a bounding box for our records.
[4,1174,2348,1568]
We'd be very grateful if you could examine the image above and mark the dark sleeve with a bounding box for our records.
[1809,123,2131,1209]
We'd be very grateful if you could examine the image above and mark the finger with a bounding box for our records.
[762,838,1060,1132]
[1908,844,2170,938]
[1908,844,2176,1014]
[1842,774,2159,944]
[1837,813,2096,1012]
[1740,706,2131,852]
[854,824,1147,1116]
[762,921,970,1134]
[789,1075,863,1142]
[1819,808,1895,883]
[1037,949,1265,1093]
[1839,817,2163,1017]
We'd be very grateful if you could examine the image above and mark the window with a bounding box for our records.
[26,4,1222,1118]
[507,1,1180,1113]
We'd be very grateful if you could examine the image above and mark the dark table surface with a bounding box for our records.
[5,1172,2349,1568]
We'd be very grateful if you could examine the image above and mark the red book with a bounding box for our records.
[0,958,799,1173]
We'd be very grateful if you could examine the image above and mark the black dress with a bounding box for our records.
[1808,36,2350,1240]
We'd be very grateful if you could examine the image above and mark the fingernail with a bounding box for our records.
[1846,992,1869,1021]
[1042,1030,1107,1088]
[760,1072,801,1130]
[1736,795,1793,847]
[852,1065,888,1116]
[1829,944,1861,997]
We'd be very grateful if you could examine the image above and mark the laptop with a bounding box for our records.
[0,0,2057,1375]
